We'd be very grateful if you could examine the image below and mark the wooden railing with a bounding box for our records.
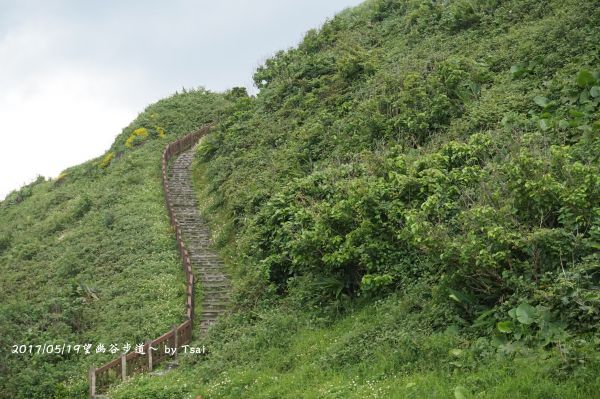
[88,125,211,398]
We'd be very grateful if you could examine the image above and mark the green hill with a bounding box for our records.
[2,0,600,398]
[0,90,233,397]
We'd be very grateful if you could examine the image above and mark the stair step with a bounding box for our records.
[168,148,230,338]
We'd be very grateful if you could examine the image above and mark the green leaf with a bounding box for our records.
[539,119,551,131]
[576,70,597,87]
[454,386,470,399]
[498,341,520,355]
[510,64,527,79]
[569,109,585,118]
[516,303,537,325]
[558,119,570,129]
[448,288,473,304]
[492,332,508,347]
[450,348,464,357]
[533,96,549,108]
[590,86,600,98]
[497,320,514,333]
[445,324,460,335]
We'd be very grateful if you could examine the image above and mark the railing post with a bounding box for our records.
[147,340,153,371]
[121,354,127,381]
[191,282,195,328]
[172,324,178,357]
[89,366,96,398]
[188,271,194,329]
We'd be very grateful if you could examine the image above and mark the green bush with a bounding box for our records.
[0,232,11,254]
[98,152,115,169]
[124,127,149,148]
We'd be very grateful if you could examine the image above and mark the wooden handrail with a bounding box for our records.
[89,125,212,397]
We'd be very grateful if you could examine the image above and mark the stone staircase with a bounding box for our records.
[168,148,229,335]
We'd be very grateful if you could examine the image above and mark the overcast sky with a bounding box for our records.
[0,0,364,200]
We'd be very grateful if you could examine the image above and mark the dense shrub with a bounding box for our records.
[194,0,600,342]
[124,127,149,148]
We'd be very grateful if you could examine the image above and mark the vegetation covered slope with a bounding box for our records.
[2,0,599,398]
[111,0,600,397]
[0,89,231,398]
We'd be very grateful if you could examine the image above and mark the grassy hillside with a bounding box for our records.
[111,0,600,397]
[0,89,231,398]
[2,0,599,398]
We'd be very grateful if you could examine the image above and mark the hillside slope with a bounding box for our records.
[0,89,231,398]
[112,0,600,397]
[1,0,599,398]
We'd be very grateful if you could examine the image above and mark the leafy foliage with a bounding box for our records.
[186,0,600,396]
[2,0,600,397]
[124,127,149,148]
[97,152,115,169]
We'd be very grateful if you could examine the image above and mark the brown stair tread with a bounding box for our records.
[168,148,230,337]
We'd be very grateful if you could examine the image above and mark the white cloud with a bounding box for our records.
[0,0,365,200]
[0,17,142,199]
[0,68,139,198]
